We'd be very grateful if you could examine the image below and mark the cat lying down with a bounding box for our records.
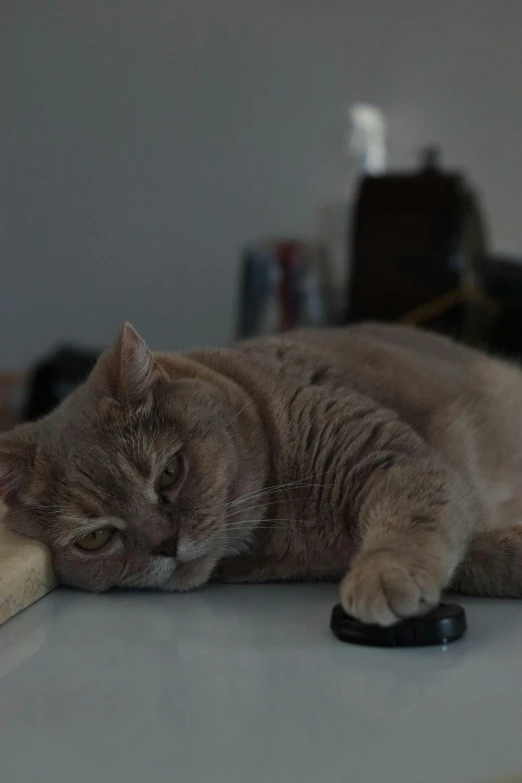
[0,322,520,626]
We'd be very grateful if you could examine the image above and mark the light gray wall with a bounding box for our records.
[2,0,522,366]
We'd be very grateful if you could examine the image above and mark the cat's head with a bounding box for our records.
[0,324,265,592]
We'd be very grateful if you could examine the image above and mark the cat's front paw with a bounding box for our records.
[339,549,442,627]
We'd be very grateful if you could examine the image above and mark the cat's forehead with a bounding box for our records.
[44,389,151,445]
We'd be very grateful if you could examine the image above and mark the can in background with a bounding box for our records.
[237,239,334,339]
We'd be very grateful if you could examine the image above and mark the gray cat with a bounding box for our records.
[1,322,521,625]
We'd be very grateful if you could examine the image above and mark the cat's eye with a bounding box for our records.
[76,528,114,552]
[158,455,183,493]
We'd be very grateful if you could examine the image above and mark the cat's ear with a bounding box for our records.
[100,323,168,402]
[0,425,35,506]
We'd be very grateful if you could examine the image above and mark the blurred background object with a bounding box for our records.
[237,239,332,339]
[0,372,27,432]
[348,104,387,175]
[345,146,493,346]
[23,347,99,422]
[3,1,522,421]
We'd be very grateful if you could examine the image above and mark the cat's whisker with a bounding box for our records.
[219,482,336,515]
[222,485,336,520]
[217,467,343,513]
[218,479,301,512]
[224,401,252,429]
[222,517,323,531]
[223,525,319,536]
[223,498,294,518]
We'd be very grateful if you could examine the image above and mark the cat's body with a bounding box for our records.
[1,322,522,625]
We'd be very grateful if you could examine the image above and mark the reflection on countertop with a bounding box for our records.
[0,584,521,783]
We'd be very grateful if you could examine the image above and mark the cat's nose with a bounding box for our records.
[152,533,178,558]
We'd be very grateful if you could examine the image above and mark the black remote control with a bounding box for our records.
[330,602,467,647]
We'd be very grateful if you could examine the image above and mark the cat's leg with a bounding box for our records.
[450,526,522,597]
[339,457,475,626]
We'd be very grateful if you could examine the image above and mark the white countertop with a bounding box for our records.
[0,584,521,783]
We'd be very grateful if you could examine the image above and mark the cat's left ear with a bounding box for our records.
[101,323,169,402]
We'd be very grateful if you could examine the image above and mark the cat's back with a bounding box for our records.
[241,323,480,405]
[238,322,522,439]
[296,322,522,411]
[293,322,477,381]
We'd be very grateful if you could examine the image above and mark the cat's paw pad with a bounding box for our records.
[339,550,442,627]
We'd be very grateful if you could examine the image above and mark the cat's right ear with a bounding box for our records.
[0,425,35,506]
[92,323,168,403]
